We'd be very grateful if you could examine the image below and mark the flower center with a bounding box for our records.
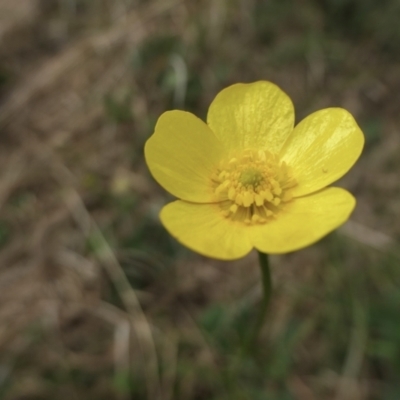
[212,149,297,224]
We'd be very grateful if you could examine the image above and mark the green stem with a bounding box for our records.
[255,251,272,337]
[244,251,272,353]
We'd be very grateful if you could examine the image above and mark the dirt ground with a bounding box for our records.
[1,1,400,399]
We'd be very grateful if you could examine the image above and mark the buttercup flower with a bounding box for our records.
[145,81,364,260]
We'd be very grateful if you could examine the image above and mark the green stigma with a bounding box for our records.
[239,168,263,187]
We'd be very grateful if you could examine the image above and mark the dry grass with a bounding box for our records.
[1,0,400,399]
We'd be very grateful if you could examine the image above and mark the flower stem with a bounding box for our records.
[244,251,272,353]
[255,251,272,336]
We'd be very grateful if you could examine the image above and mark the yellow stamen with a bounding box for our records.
[229,204,238,214]
[242,191,254,207]
[260,189,273,202]
[212,148,297,225]
[228,187,236,200]
[272,197,281,206]
[235,193,243,206]
[254,194,264,206]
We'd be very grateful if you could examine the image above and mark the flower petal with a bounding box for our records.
[160,201,253,260]
[145,111,225,202]
[280,108,364,197]
[249,187,355,254]
[207,81,295,153]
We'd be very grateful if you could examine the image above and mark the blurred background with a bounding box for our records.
[0,0,400,399]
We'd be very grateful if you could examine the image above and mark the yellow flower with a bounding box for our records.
[145,81,364,260]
